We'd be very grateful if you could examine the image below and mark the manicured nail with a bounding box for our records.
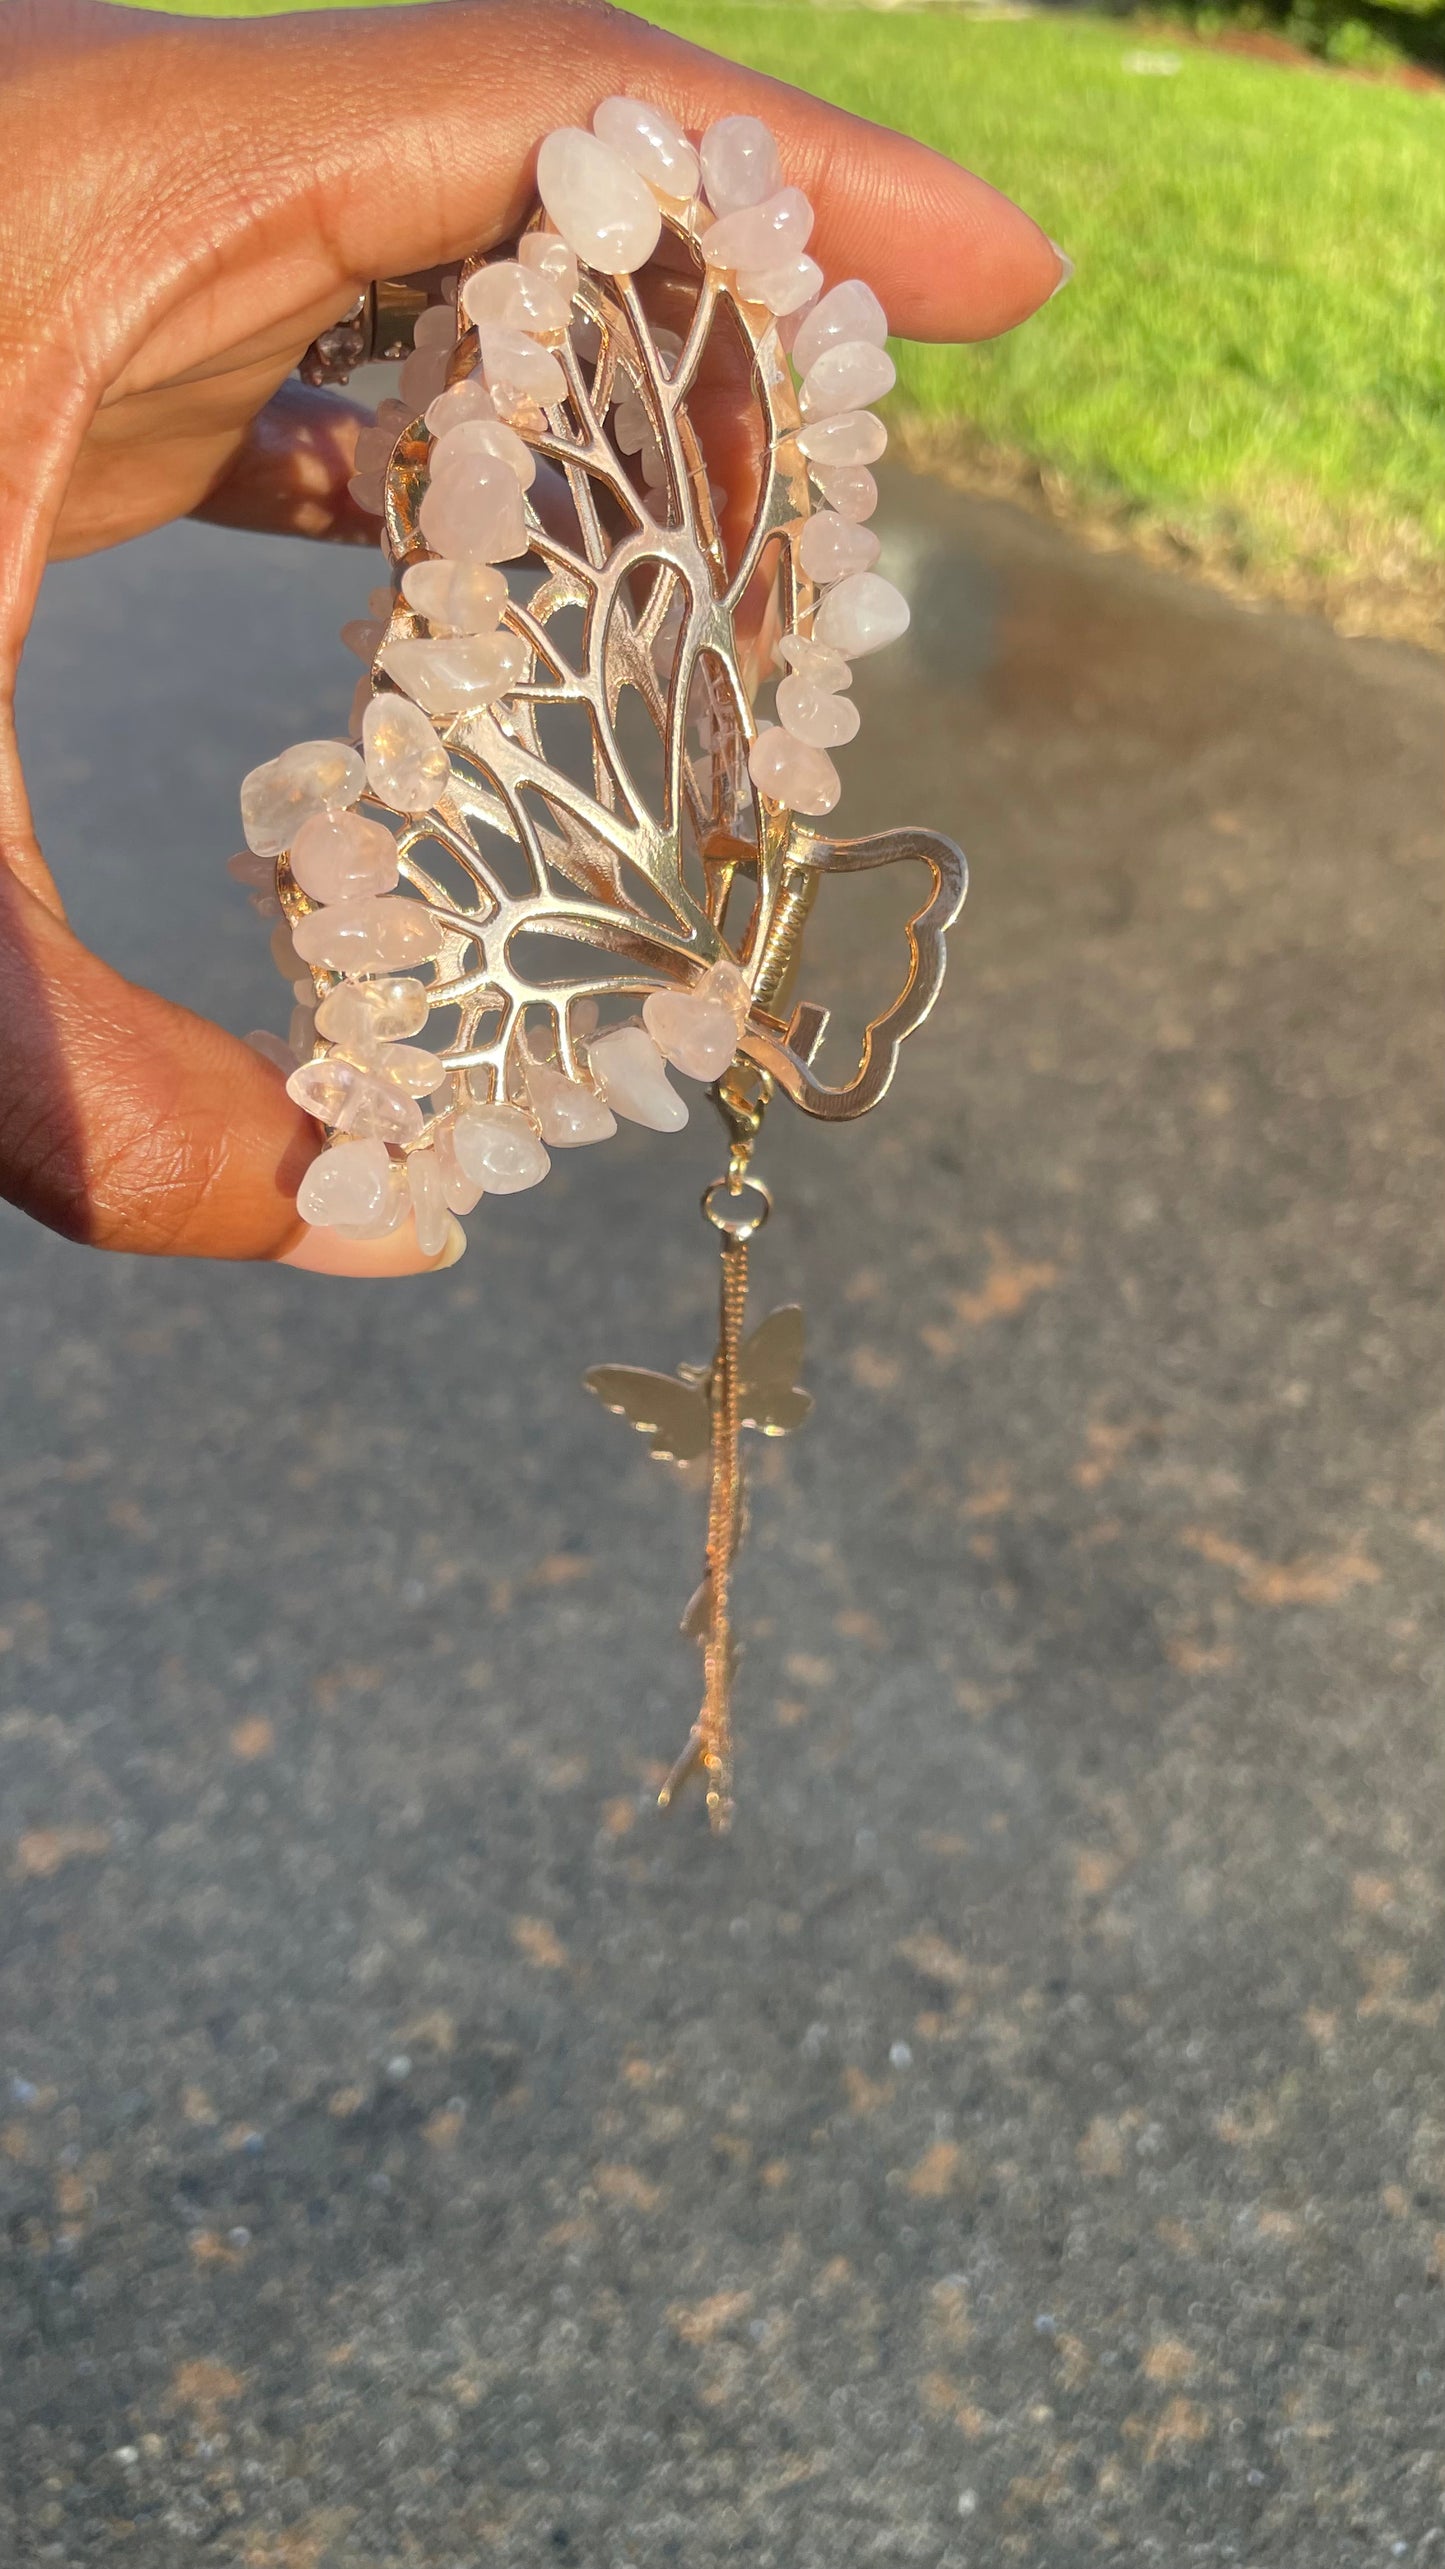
[1046,239,1074,300]
[278,1209,466,1277]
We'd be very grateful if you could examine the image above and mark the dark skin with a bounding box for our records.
[0,0,1063,1276]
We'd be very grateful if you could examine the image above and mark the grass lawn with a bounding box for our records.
[117,0,1445,634]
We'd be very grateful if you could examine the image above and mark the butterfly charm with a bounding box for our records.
[583,1304,812,1464]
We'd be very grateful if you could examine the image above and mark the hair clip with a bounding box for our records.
[233,100,966,1830]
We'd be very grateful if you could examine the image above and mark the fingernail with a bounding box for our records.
[278,1210,467,1278]
[436,1215,468,1269]
[1046,238,1074,300]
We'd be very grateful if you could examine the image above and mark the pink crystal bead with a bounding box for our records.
[451,1102,550,1193]
[776,634,852,691]
[791,280,889,379]
[799,340,896,420]
[315,976,429,1046]
[432,1116,485,1214]
[461,262,571,339]
[776,674,861,749]
[334,1160,410,1242]
[736,252,823,318]
[363,1042,450,1098]
[290,809,399,904]
[380,632,526,716]
[287,1055,425,1148]
[702,187,813,275]
[399,344,449,411]
[240,741,364,856]
[810,462,878,523]
[292,895,446,975]
[296,1137,394,1229]
[795,411,888,469]
[347,471,385,516]
[642,961,748,1082]
[524,1058,617,1146]
[588,1026,688,1131]
[474,324,567,415]
[413,303,456,355]
[593,96,700,201]
[400,560,507,635]
[536,127,662,273]
[796,510,881,585]
[407,1147,451,1258]
[699,115,782,215]
[424,376,495,438]
[519,232,579,299]
[340,616,386,663]
[747,725,841,817]
[362,695,450,814]
[814,570,911,659]
[417,461,527,562]
[429,416,536,490]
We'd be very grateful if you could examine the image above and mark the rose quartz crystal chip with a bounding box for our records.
[287,1055,424,1148]
[593,96,700,201]
[296,1137,394,1230]
[316,976,429,1046]
[474,323,567,414]
[289,809,399,905]
[451,1102,550,1193]
[795,410,888,468]
[240,740,364,855]
[399,343,450,412]
[524,1058,617,1146]
[407,1147,451,1257]
[588,1026,688,1132]
[371,1042,449,1098]
[432,1116,485,1214]
[699,115,782,216]
[747,725,841,817]
[461,262,571,339]
[642,961,748,1082]
[380,632,526,716]
[799,339,896,419]
[791,280,889,379]
[776,633,852,692]
[430,416,536,490]
[797,510,881,585]
[340,616,386,664]
[424,376,495,438]
[776,674,861,748]
[417,460,528,562]
[519,232,580,299]
[815,570,911,659]
[736,252,823,317]
[536,128,663,274]
[811,462,878,523]
[401,560,508,634]
[363,695,450,814]
[292,895,445,975]
[703,187,813,275]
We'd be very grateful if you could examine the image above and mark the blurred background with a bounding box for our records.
[3,4,1444,2565]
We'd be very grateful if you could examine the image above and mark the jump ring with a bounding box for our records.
[702,1175,772,1241]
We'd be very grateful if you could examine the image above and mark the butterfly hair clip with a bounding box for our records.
[232,99,966,1829]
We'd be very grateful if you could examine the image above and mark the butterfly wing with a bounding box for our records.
[737,1306,813,1439]
[583,1365,712,1465]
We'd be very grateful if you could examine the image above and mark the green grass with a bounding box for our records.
[118,0,1445,611]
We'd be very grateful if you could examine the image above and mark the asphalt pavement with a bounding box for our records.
[3,469,1445,2567]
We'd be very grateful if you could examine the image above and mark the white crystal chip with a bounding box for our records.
[296,1137,394,1230]
[588,1025,688,1131]
[519,232,579,299]
[286,1054,424,1148]
[380,632,526,716]
[699,115,782,216]
[776,674,861,749]
[429,416,537,490]
[289,809,399,905]
[292,895,446,976]
[451,1102,550,1194]
[400,560,507,635]
[315,976,429,1046]
[795,411,889,468]
[702,188,813,276]
[747,725,841,817]
[363,695,450,814]
[776,634,852,692]
[407,1147,451,1258]
[461,261,571,339]
[791,280,889,379]
[811,462,878,523]
[418,457,528,562]
[473,324,567,411]
[424,376,496,438]
[592,96,700,201]
[642,961,748,1082]
[524,1058,618,1147]
[797,510,881,585]
[736,252,823,318]
[799,340,897,420]
[536,127,663,275]
[240,741,363,856]
[814,570,911,659]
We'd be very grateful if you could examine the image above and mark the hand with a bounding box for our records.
[0,0,1063,1276]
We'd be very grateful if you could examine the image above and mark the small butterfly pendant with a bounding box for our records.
[583,1304,812,1464]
